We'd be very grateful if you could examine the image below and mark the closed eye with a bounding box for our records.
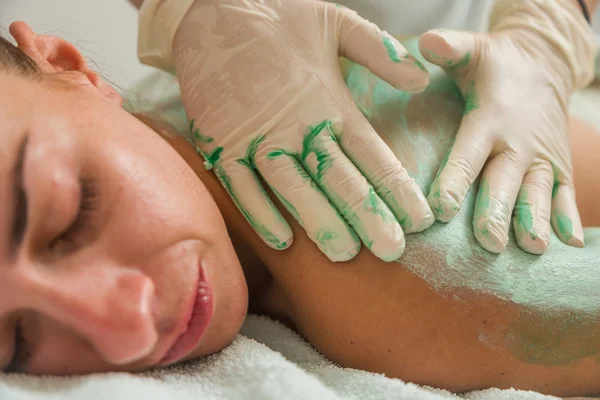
[49,178,100,253]
[10,136,28,258]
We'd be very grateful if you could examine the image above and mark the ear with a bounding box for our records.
[9,21,123,106]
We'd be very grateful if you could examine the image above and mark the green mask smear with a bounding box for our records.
[463,80,480,115]
[514,189,537,241]
[190,119,214,143]
[382,36,402,63]
[447,51,471,72]
[301,121,335,181]
[474,178,491,237]
[508,309,600,365]
[553,210,574,242]
[301,120,396,255]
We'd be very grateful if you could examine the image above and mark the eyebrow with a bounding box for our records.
[9,136,28,259]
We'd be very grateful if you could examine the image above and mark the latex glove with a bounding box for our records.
[172,0,434,262]
[419,0,597,254]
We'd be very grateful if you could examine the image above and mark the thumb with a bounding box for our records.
[330,4,429,93]
[418,29,478,74]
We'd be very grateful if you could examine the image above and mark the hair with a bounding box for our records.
[0,33,39,75]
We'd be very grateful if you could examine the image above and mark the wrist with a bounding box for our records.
[137,0,196,73]
[489,0,597,90]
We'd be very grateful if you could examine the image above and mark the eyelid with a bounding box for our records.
[11,187,27,255]
[10,137,29,258]
[66,178,99,234]
[49,177,100,254]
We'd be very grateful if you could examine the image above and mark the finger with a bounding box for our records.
[427,113,494,222]
[512,162,553,254]
[302,120,405,261]
[255,148,361,262]
[473,151,527,253]
[339,108,434,233]
[214,157,293,250]
[331,3,429,93]
[419,29,477,75]
[551,179,585,248]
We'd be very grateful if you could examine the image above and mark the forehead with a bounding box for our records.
[0,73,29,168]
[0,71,108,139]
[0,71,42,127]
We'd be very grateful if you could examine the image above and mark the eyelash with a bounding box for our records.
[6,318,31,373]
[50,178,100,252]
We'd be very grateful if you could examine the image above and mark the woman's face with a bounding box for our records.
[0,66,248,374]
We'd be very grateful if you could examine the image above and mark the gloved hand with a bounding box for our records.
[172,0,434,262]
[418,0,597,254]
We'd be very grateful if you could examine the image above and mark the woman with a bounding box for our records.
[1,20,600,398]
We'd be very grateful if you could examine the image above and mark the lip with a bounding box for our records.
[159,264,214,365]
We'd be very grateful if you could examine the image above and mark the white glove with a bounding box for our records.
[419,0,597,254]
[172,0,434,262]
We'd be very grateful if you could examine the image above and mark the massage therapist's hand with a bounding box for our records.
[418,0,597,254]
[172,0,434,262]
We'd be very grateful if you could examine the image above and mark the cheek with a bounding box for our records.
[81,112,223,245]
[29,318,113,375]
[97,138,224,258]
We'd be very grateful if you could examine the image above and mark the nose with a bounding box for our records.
[20,260,158,365]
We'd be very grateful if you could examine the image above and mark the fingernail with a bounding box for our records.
[570,222,585,248]
[474,217,508,254]
[427,190,459,223]
[569,235,585,248]
[516,231,549,255]
[552,210,584,248]
[318,230,360,262]
[274,238,293,250]
[406,210,435,233]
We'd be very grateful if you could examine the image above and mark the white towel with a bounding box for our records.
[0,315,572,400]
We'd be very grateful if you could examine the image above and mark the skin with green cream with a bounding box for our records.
[344,38,600,366]
[162,37,600,367]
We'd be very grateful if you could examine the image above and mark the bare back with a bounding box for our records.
[151,38,600,396]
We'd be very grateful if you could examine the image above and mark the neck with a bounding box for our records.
[227,228,273,314]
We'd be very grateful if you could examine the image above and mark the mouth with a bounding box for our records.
[159,264,213,365]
